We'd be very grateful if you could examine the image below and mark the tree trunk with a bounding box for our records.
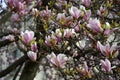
[19,61,39,80]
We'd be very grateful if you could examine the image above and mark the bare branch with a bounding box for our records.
[0,55,28,78]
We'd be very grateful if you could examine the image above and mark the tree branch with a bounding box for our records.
[0,55,28,78]
[0,36,19,48]
[13,63,23,80]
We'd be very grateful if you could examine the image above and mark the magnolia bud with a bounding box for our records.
[27,51,37,61]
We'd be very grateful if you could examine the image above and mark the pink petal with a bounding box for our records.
[27,51,37,61]
[105,59,111,72]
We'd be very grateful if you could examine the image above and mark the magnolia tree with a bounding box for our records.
[0,0,120,80]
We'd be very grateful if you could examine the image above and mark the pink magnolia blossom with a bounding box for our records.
[18,2,25,11]
[57,13,66,21]
[40,6,51,19]
[87,18,103,33]
[45,35,57,47]
[17,2,29,16]
[7,0,19,10]
[64,29,76,38]
[7,0,28,16]
[57,13,72,26]
[7,0,26,11]
[27,51,37,61]
[100,59,111,72]
[47,52,68,68]
[82,62,91,78]
[69,6,81,19]
[45,35,51,46]
[97,6,107,17]
[21,30,35,45]
[82,0,91,7]
[54,29,62,42]
[31,42,38,52]
[84,10,91,21]
[97,41,118,58]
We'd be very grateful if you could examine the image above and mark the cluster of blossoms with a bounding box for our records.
[6,0,30,22]
[42,1,119,79]
[21,30,38,61]
[97,41,118,58]
[86,18,116,36]
[45,28,76,47]
[47,52,68,68]
[1,0,119,79]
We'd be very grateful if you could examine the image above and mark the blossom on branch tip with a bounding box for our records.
[7,0,19,10]
[40,6,51,19]
[87,18,103,33]
[64,29,76,38]
[47,52,68,68]
[45,35,57,47]
[69,6,81,19]
[21,30,35,45]
[100,59,111,72]
[84,10,91,21]
[54,29,62,42]
[31,42,38,52]
[97,6,108,17]
[97,41,118,58]
[7,0,29,16]
[82,0,91,7]
[27,51,37,61]
[82,61,92,78]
